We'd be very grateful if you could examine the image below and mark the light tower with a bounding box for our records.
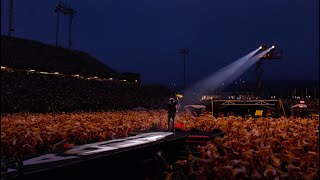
[180,48,189,89]
[255,44,282,97]
[55,2,76,49]
[8,0,14,36]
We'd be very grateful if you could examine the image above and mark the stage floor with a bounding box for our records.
[3,132,184,178]
[3,131,223,179]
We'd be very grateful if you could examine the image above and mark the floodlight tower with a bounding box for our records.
[255,44,282,97]
[55,4,61,47]
[8,0,14,36]
[180,48,189,89]
[54,2,76,49]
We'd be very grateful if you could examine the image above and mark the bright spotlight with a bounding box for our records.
[272,45,275,49]
[259,46,262,49]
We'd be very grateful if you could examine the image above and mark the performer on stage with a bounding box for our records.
[167,94,182,132]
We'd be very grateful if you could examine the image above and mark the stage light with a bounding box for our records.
[272,45,275,49]
[39,71,49,75]
[260,44,267,50]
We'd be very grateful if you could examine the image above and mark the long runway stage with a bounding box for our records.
[3,131,223,179]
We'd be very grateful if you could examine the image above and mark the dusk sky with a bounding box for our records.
[1,0,319,86]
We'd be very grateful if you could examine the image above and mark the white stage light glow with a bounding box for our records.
[181,47,274,105]
[64,132,173,156]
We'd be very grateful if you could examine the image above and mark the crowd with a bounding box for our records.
[1,71,171,113]
[2,34,318,179]
[167,114,319,180]
[0,110,178,158]
[1,110,319,179]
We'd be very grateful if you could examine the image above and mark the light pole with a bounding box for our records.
[180,48,189,89]
[8,0,14,36]
[55,5,61,47]
[54,1,76,49]
[171,82,176,92]
[235,81,238,97]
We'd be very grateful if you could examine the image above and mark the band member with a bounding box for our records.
[167,96,179,132]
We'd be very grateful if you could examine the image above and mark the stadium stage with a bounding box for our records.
[2,131,223,179]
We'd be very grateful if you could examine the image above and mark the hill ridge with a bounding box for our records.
[1,35,120,78]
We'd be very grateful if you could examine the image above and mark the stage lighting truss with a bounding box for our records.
[260,44,267,51]
[260,44,282,59]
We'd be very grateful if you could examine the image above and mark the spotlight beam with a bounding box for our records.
[193,47,261,89]
[180,47,263,105]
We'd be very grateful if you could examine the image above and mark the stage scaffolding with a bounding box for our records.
[208,99,286,118]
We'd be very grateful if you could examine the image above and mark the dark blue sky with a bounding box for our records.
[1,0,319,86]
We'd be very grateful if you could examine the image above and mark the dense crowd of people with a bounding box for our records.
[166,114,319,179]
[1,111,319,179]
[1,71,171,113]
[2,34,319,179]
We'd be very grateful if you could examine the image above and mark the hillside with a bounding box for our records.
[1,35,119,78]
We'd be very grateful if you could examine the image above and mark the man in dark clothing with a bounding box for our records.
[168,97,179,132]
